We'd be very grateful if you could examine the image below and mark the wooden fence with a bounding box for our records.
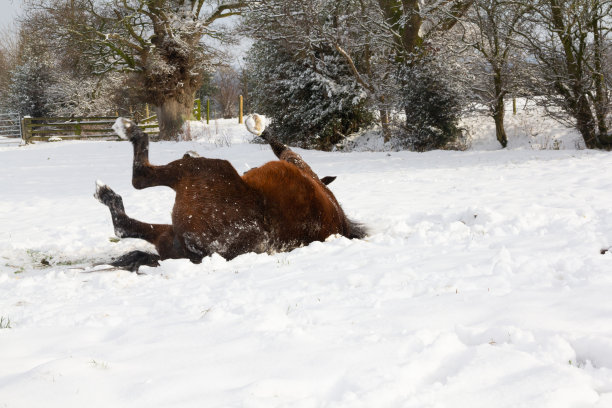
[21,116,160,143]
[20,97,245,143]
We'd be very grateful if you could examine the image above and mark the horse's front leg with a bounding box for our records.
[113,118,178,190]
[95,182,190,265]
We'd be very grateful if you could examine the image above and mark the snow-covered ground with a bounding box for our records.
[341,99,585,152]
[1,113,612,407]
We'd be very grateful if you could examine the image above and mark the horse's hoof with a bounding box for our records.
[112,117,135,140]
[110,250,160,272]
[94,181,125,212]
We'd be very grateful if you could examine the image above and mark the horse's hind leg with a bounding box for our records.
[246,115,323,181]
[259,129,322,181]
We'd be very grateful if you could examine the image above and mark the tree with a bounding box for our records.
[32,0,246,139]
[517,0,611,148]
[0,27,19,110]
[213,66,241,119]
[246,40,373,149]
[460,0,528,147]
[246,0,474,146]
[5,5,137,118]
[46,72,138,117]
[8,56,55,117]
[398,57,465,151]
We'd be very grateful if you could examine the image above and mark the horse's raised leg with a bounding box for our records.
[113,118,179,190]
[95,182,189,270]
[245,115,326,182]
[260,129,325,182]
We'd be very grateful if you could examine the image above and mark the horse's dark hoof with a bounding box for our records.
[110,250,160,273]
[95,181,125,213]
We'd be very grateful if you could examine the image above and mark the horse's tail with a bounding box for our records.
[347,218,368,239]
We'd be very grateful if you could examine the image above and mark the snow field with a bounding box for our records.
[1,119,612,406]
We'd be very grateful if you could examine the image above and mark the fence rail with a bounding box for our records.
[0,112,21,138]
[18,97,230,143]
[21,116,159,143]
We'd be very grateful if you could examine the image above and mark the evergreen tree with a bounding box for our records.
[398,60,464,151]
[246,40,373,150]
[8,57,54,117]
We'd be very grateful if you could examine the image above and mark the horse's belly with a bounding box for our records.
[171,182,268,259]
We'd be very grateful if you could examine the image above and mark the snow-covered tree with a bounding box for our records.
[516,0,612,148]
[0,28,19,110]
[45,72,137,117]
[459,0,528,148]
[246,0,474,148]
[31,0,247,139]
[246,40,372,149]
[398,57,465,151]
[8,57,54,117]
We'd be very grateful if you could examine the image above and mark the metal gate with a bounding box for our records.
[0,112,22,140]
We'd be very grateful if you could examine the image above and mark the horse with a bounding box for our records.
[94,115,366,271]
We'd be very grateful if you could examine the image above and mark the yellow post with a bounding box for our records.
[239,95,244,124]
[195,99,202,121]
[513,97,517,115]
[145,104,150,118]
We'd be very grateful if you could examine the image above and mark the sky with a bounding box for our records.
[0,0,20,28]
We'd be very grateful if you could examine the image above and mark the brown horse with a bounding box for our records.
[95,116,365,271]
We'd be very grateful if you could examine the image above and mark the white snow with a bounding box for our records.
[1,111,612,407]
[341,99,584,152]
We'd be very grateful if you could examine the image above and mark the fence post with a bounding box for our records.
[21,116,32,144]
[206,99,210,125]
[513,97,517,115]
[195,99,201,121]
[239,95,244,124]
[75,119,82,137]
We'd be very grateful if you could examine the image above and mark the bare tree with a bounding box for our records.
[517,0,612,148]
[213,66,241,118]
[0,30,19,109]
[30,0,247,139]
[460,0,528,147]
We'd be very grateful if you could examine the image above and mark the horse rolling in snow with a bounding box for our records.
[95,115,366,271]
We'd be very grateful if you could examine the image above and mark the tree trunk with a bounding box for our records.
[156,98,193,141]
[493,72,507,148]
[591,13,610,143]
[493,106,507,148]
[574,95,599,149]
[547,0,604,149]
[380,109,391,142]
